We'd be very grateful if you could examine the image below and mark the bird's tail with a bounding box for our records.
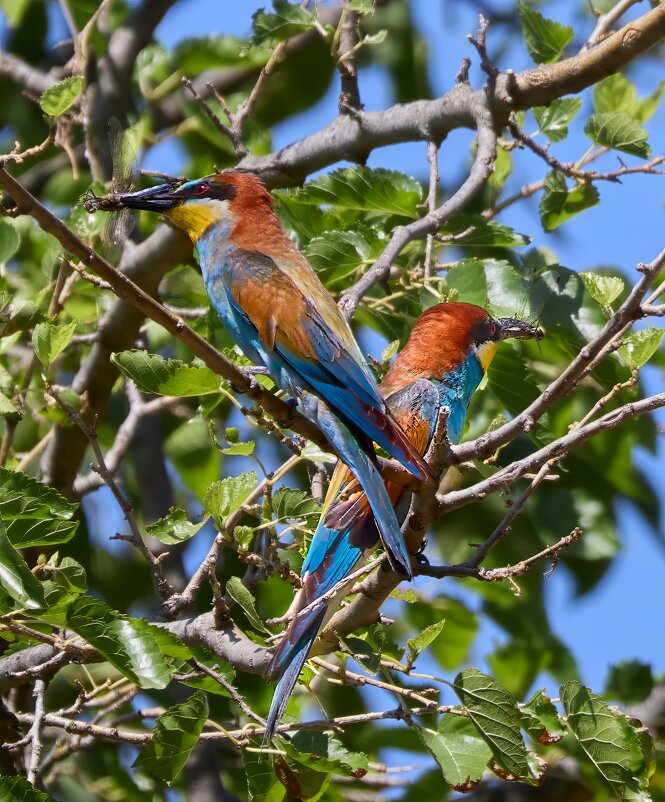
[264,603,327,740]
[310,399,412,577]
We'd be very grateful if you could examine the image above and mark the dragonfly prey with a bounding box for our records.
[81,119,182,258]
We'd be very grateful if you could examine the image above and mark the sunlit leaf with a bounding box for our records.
[452,668,531,779]
[252,0,317,44]
[518,1,573,64]
[584,112,651,158]
[291,167,422,218]
[561,680,649,798]
[417,713,492,791]
[32,320,77,367]
[40,76,83,117]
[533,97,581,142]
[618,328,664,370]
[112,351,221,396]
[203,472,257,527]
[539,171,600,231]
[146,508,209,545]
[67,596,172,689]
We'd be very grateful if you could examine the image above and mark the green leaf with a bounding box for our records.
[584,112,652,158]
[594,74,638,116]
[0,468,79,548]
[292,167,423,218]
[605,660,654,705]
[417,714,492,791]
[146,508,209,545]
[305,228,385,287]
[281,732,369,778]
[0,219,20,263]
[0,515,45,609]
[271,488,321,525]
[518,1,573,64]
[0,776,58,802]
[111,351,221,396]
[220,426,255,456]
[225,576,269,634]
[452,668,531,779]
[0,390,20,419]
[251,0,316,44]
[40,76,84,117]
[32,320,77,367]
[579,272,625,310]
[437,214,530,247]
[0,0,30,28]
[561,680,648,798]
[133,692,208,785]
[533,97,581,142]
[406,620,446,669]
[619,328,664,370]
[39,555,87,625]
[539,171,600,232]
[519,689,566,745]
[635,80,665,123]
[203,471,258,527]
[66,596,172,689]
[244,740,285,802]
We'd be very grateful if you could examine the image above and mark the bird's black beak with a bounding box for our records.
[497,317,544,342]
[83,180,184,214]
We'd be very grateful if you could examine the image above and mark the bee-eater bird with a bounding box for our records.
[263,302,543,737]
[89,171,433,576]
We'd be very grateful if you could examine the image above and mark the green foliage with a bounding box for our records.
[133,692,209,785]
[533,97,581,142]
[111,351,221,396]
[145,507,208,544]
[40,76,83,117]
[32,320,77,367]
[417,714,492,791]
[225,576,270,634]
[562,681,652,799]
[0,468,78,548]
[0,777,58,802]
[452,669,532,780]
[251,0,318,45]
[584,112,652,158]
[518,1,573,64]
[539,171,600,231]
[0,515,45,609]
[605,660,655,705]
[66,597,173,689]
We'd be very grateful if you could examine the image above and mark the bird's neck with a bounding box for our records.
[434,352,485,442]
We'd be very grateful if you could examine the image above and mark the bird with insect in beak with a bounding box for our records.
[87,170,435,577]
[262,302,544,738]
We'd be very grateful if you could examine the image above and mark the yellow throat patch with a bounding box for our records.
[163,202,225,242]
[476,341,498,373]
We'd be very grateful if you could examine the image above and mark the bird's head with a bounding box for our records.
[97,171,274,243]
[382,302,543,392]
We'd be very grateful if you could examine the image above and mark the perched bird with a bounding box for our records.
[90,171,433,576]
[263,302,543,737]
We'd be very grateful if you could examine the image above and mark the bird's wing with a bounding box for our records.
[222,247,382,408]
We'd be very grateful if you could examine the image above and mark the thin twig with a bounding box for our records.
[26,679,47,784]
[45,383,173,601]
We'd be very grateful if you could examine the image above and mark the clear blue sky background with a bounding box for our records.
[144,0,665,695]
[7,0,661,701]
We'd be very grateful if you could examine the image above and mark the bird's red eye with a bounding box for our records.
[489,322,497,337]
[195,183,210,196]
